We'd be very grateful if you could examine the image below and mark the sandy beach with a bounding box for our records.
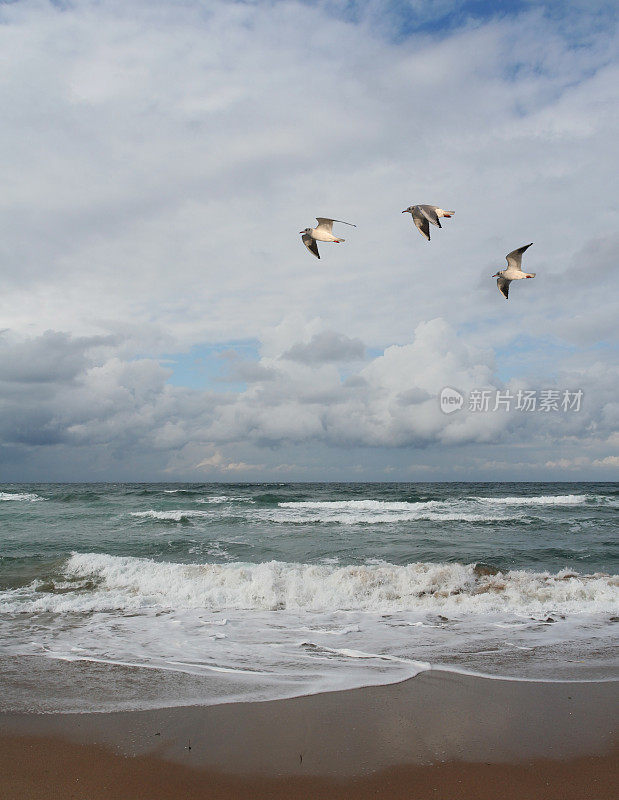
[1,668,617,799]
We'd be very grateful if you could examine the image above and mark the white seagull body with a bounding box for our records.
[300,217,356,259]
[402,204,455,241]
[493,243,536,300]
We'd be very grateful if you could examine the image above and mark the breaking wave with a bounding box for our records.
[0,491,44,502]
[196,496,255,504]
[2,553,616,615]
[474,495,593,506]
[130,510,211,522]
[264,499,519,524]
[124,495,607,527]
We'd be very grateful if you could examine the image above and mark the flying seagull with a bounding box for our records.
[300,217,356,259]
[493,243,536,299]
[402,205,455,241]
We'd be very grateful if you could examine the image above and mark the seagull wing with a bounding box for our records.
[411,208,431,241]
[315,217,357,231]
[505,243,533,270]
[302,233,320,259]
[314,218,334,234]
[417,205,442,228]
[497,277,510,299]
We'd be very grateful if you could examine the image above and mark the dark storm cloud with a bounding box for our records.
[0,331,118,384]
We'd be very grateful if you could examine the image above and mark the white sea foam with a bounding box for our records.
[263,499,516,524]
[127,496,603,527]
[196,496,254,504]
[162,489,215,495]
[131,509,211,522]
[298,624,360,636]
[257,495,607,523]
[2,553,616,616]
[306,644,427,667]
[0,491,44,502]
[474,495,591,506]
[267,511,511,524]
[279,500,435,511]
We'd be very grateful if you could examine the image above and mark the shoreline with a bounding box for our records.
[1,669,617,798]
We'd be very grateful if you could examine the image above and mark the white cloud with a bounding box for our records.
[1,317,616,479]
[1,0,617,347]
[194,450,265,473]
[592,455,619,468]
[0,0,617,478]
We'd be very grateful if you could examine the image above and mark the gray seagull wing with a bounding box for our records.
[505,243,533,270]
[497,277,510,299]
[411,208,431,241]
[302,233,320,259]
[417,205,442,228]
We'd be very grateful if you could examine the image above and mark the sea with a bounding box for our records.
[0,482,617,713]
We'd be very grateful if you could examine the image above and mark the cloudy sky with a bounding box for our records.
[0,0,617,481]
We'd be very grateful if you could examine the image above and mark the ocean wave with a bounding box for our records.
[51,490,104,503]
[0,491,44,502]
[251,493,286,506]
[2,553,616,615]
[129,499,518,524]
[265,511,518,524]
[196,496,255,504]
[130,510,211,522]
[263,500,518,524]
[279,500,434,511]
[473,495,592,506]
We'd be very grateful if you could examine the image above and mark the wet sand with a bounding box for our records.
[1,669,617,799]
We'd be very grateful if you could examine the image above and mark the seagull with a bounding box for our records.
[402,205,455,241]
[493,243,536,299]
[300,217,356,259]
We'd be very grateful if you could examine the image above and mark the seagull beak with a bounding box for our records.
[492,273,499,277]
[401,210,408,213]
